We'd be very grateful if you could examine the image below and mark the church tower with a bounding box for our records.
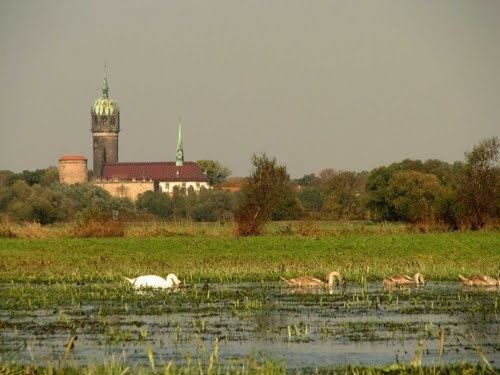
[91,68,119,178]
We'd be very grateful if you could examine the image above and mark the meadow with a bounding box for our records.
[0,227,498,283]
[0,223,498,373]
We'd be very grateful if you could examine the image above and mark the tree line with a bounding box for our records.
[0,137,497,232]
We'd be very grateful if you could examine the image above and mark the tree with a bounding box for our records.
[318,168,337,181]
[0,170,14,188]
[364,159,457,222]
[321,171,366,220]
[235,154,290,235]
[294,173,318,187]
[40,167,59,186]
[196,160,231,186]
[297,187,324,214]
[365,166,397,220]
[4,167,59,187]
[191,188,237,222]
[5,183,68,224]
[434,184,460,229]
[422,159,460,185]
[272,189,304,220]
[387,170,443,223]
[0,180,31,211]
[7,199,34,222]
[456,137,499,229]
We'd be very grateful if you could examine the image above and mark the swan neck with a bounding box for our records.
[327,272,340,288]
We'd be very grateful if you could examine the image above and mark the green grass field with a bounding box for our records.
[0,230,498,283]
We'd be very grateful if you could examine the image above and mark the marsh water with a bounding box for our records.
[0,281,498,369]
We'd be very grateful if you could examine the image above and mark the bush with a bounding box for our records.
[136,191,173,219]
[109,196,136,219]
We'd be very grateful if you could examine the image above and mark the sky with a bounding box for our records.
[0,0,499,177]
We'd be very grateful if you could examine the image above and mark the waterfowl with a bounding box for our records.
[458,274,499,287]
[281,271,342,291]
[383,273,425,287]
[125,274,181,290]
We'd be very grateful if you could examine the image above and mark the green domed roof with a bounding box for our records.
[93,96,118,116]
[93,73,118,116]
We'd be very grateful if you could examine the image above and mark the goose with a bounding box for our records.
[383,273,425,287]
[459,274,499,287]
[125,274,181,290]
[281,271,343,291]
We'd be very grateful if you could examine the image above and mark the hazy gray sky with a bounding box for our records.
[1,0,499,177]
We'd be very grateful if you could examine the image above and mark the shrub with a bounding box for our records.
[136,191,173,219]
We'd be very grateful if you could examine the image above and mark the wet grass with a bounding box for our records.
[0,282,498,369]
[0,231,498,283]
[0,229,498,371]
[0,361,496,374]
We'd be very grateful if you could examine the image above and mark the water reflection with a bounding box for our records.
[0,281,497,368]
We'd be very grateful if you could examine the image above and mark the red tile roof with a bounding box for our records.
[102,162,209,182]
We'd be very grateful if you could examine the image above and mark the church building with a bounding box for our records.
[58,72,209,200]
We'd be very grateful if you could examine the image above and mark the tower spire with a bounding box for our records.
[176,117,184,166]
[102,63,109,97]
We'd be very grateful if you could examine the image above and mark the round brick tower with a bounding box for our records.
[59,155,88,184]
[91,69,119,179]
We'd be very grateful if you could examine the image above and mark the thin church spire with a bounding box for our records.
[102,63,109,97]
[176,117,184,166]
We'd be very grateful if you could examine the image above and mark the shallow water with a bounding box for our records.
[0,281,498,369]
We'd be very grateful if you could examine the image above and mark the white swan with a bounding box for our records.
[125,274,181,290]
